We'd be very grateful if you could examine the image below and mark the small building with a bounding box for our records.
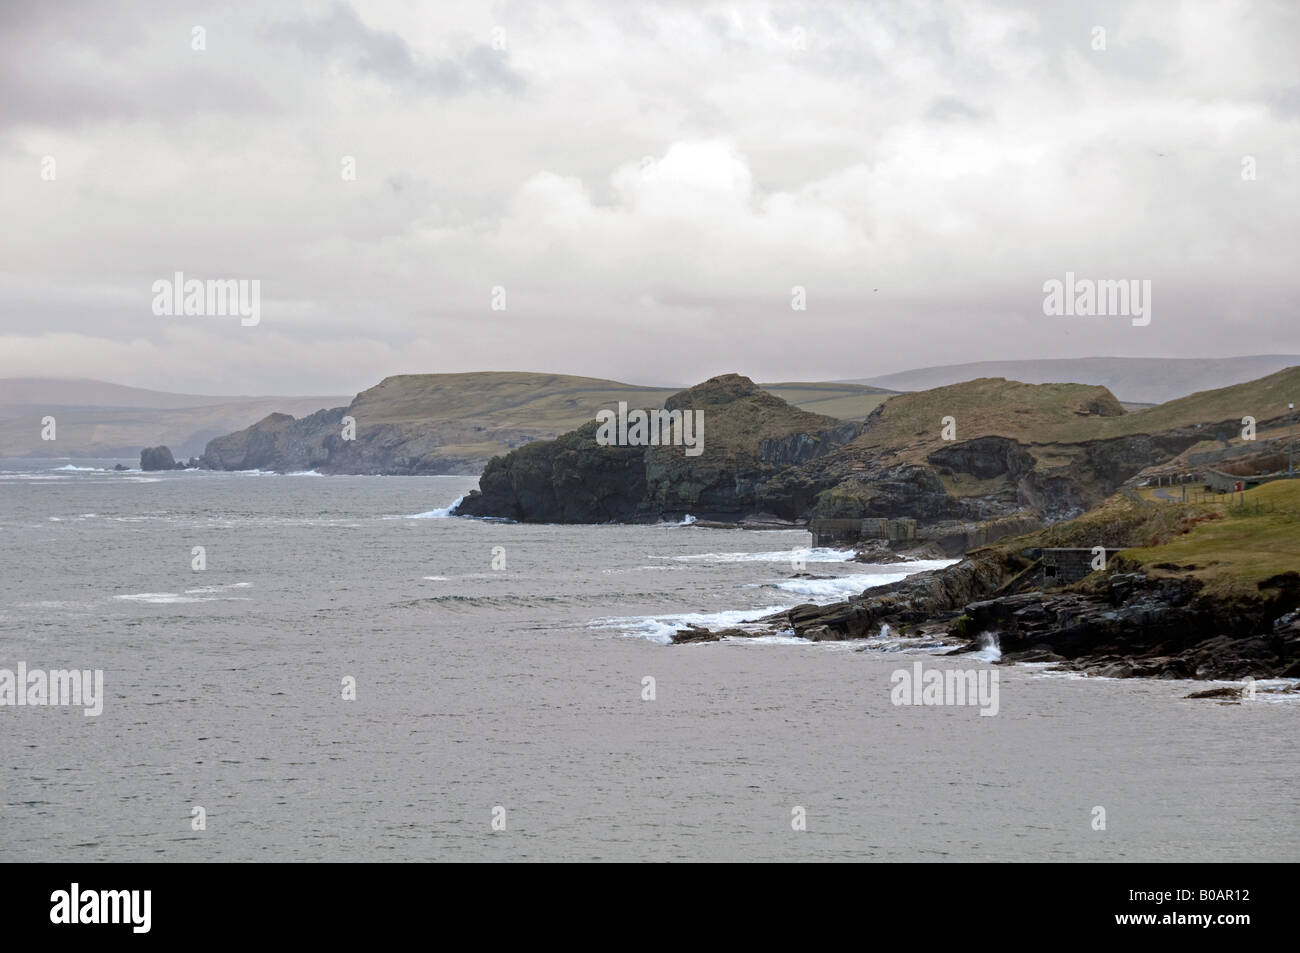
[1040,548,1107,586]
[1203,468,1287,493]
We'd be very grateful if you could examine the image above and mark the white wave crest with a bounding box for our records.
[407,496,464,519]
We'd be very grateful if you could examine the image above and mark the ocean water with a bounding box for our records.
[1,460,1296,862]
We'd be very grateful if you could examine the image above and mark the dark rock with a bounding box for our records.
[999,647,1067,664]
[457,374,860,523]
[671,624,722,645]
[140,446,181,470]
[804,625,843,642]
[926,436,1035,481]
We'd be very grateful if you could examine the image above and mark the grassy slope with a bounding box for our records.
[756,382,892,421]
[852,366,1300,462]
[988,479,1300,600]
[350,372,890,426]
[1118,479,1300,597]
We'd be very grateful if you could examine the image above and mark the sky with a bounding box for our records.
[2,0,1298,395]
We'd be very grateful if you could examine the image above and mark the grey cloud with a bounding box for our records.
[268,2,525,95]
[926,96,984,122]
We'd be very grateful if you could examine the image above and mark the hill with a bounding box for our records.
[0,379,349,459]
[452,365,1300,549]
[849,355,1300,404]
[198,372,890,474]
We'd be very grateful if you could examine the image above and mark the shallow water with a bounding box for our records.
[1,460,1295,861]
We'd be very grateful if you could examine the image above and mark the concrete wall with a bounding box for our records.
[810,517,917,547]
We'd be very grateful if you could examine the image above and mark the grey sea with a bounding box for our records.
[1,460,1296,862]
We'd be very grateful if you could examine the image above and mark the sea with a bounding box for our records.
[1,459,1296,862]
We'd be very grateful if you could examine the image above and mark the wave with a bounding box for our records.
[406,496,464,519]
[769,572,911,601]
[114,592,215,604]
[116,582,252,604]
[661,547,857,564]
[679,514,696,525]
[588,606,793,644]
[968,631,1002,663]
[53,464,105,472]
[182,582,252,595]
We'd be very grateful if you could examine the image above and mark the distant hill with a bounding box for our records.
[848,356,1300,404]
[198,373,894,474]
[0,378,350,459]
[0,378,342,410]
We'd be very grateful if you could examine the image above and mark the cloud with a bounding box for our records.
[1,0,1297,391]
[267,2,525,94]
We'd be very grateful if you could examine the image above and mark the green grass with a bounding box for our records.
[1117,479,1300,597]
[852,366,1300,464]
[348,372,893,429]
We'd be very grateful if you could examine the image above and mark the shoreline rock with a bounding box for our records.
[670,549,1300,681]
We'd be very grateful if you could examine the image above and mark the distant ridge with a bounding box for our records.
[0,379,351,459]
[0,377,347,411]
[847,356,1300,405]
[0,373,889,465]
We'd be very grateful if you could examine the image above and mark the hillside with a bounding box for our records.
[199,372,890,475]
[449,365,1300,549]
[795,366,1300,550]
[850,355,1300,404]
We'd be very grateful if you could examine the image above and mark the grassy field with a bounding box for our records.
[850,365,1300,463]
[1118,479,1300,597]
[992,479,1300,600]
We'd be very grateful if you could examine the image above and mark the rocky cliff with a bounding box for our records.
[455,374,860,522]
[456,371,1297,531]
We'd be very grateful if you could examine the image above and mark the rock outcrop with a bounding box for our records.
[200,408,345,472]
[949,572,1300,679]
[140,445,184,470]
[455,374,861,522]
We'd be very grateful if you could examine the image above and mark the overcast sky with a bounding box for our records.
[2,0,1297,395]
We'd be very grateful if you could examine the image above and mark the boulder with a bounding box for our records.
[140,446,180,471]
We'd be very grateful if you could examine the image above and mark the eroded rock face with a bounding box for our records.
[946,571,1300,679]
[457,421,651,523]
[927,436,1035,481]
[456,375,861,523]
[200,409,343,473]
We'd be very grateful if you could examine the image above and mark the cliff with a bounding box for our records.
[455,374,860,521]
